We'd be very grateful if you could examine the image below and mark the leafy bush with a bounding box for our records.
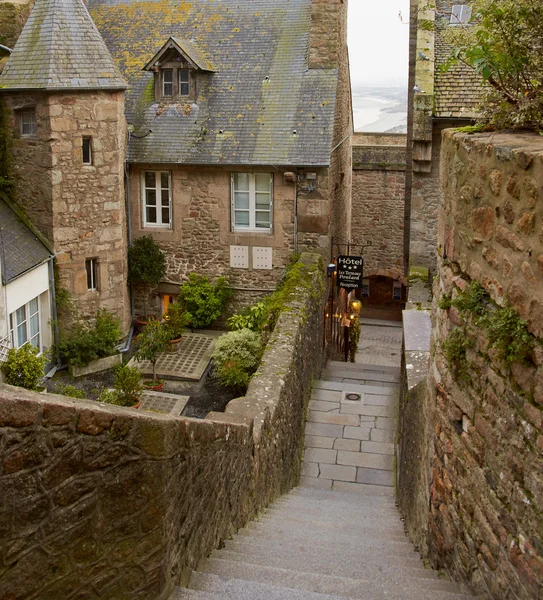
[443,0,543,131]
[113,364,143,405]
[59,385,86,399]
[179,274,232,329]
[99,388,134,407]
[442,328,471,381]
[128,235,166,317]
[212,328,263,391]
[164,302,187,339]
[227,302,266,332]
[134,318,170,381]
[486,304,534,364]
[452,282,487,319]
[1,344,47,390]
[58,309,121,367]
[348,318,361,363]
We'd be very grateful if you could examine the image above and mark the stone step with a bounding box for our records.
[169,588,223,600]
[188,572,353,600]
[263,500,402,522]
[328,361,401,374]
[322,369,400,383]
[276,486,399,511]
[300,478,396,497]
[313,380,398,396]
[195,558,473,600]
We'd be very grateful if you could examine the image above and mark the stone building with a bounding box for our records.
[0,0,352,325]
[0,0,131,330]
[405,0,483,274]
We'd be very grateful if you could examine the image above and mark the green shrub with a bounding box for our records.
[212,328,263,391]
[227,302,266,332]
[348,318,361,362]
[452,282,487,319]
[128,235,166,317]
[438,294,452,310]
[99,388,135,407]
[1,344,47,390]
[486,304,534,364]
[113,364,143,405]
[58,309,121,367]
[164,302,187,339]
[179,274,232,329]
[60,385,86,399]
[442,328,471,381]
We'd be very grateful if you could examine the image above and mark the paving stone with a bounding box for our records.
[305,435,334,449]
[371,428,395,443]
[312,389,343,401]
[305,422,345,438]
[364,395,398,407]
[337,451,394,471]
[342,426,371,440]
[318,463,357,482]
[332,480,395,497]
[308,400,341,412]
[375,417,396,430]
[361,441,395,455]
[304,448,337,464]
[301,462,319,478]
[307,411,359,426]
[299,476,332,490]
[333,438,360,452]
[356,467,395,486]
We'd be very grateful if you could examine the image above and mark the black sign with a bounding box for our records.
[337,255,364,290]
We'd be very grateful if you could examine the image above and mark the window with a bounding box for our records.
[82,136,92,165]
[361,278,370,298]
[9,297,41,350]
[142,171,171,228]
[393,282,402,301]
[86,258,98,291]
[231,173,272,232]
[450,5,472,24]
[179,69,190,96]
[163,69,173,96]
[19,108,36,136]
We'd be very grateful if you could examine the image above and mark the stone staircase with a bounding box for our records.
[171,327,472,600]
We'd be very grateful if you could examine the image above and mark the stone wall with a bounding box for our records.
[4,90,130,329]
[399,131,543,599]
[0,253,327,599]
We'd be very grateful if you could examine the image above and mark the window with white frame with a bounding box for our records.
[231,173,272,232]
[142,171,172,228]
[162,69,173,96]
[19,108,37,136]
[86,258,98,291]
[179,69,190,96]
[9,297,41,350]
[450,5,472,24]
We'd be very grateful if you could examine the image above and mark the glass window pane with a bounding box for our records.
[234,192,250,210]
[235,211,250,226]
[255,193,270,210]
[162,207,170,223]
[147,206,157,223]
[30,313,39,338]
[161,189,170,206]
[180,82,190,95]
[255,174,271,192]
[255,212,270,228]
[146,189,157,206]
[179,69,189,83]
[17,323,27,347]
[29,297,39,315]
[234,173,250,191]
[30,334,39,349]
[145,171,155,188]
[163,69,173,83]
[16,305,26,326]
[161,172,169,189]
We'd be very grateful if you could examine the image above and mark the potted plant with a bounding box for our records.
[1,344,47,391]
[164,302,187,352]
[133,318,170,391]
[98,365,143,408]
[127,235,166,328]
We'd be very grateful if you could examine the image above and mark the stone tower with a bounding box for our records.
[0,0,130,329]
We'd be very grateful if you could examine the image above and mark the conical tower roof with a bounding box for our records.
[0,0,126,91]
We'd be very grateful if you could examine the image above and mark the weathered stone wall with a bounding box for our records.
[399,131,543,599]
[0,253,327,599]
[4,90,130,329]
[352,135,406,279]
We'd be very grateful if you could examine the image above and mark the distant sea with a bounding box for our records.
[352,86,407,133]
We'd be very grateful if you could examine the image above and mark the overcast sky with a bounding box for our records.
[348,0,410,88]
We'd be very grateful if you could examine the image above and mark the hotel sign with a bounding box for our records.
[337,255,364,290]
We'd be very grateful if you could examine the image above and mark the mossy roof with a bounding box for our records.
[89,0,338,166]
[0,0,126,91]
[0,199,51,284]
[434,0,484,119]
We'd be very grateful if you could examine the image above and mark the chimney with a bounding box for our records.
[308,0,348,69]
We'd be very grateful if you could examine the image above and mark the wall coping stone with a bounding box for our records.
[403,309,431,390]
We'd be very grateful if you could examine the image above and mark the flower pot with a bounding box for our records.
[143,379,165,392]
[134,315,157,333]
[131,400,141,409]
[167,336,183,353]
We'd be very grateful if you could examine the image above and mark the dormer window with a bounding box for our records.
[144,36,215,103]
[163,69,174,96]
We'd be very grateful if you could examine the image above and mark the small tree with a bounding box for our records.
[134,319,170,382]
[164,302,188,340]
[1,344,47,391]
[178,274,232,329]
[128,235,166,318]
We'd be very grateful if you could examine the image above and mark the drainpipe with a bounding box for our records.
[48,256,61,367]
[125,133,136,321]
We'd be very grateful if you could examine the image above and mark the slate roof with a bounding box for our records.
[0,0,126,91]
[0,200,51,284]
[89,0,338,166]
[434,0,483,119]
